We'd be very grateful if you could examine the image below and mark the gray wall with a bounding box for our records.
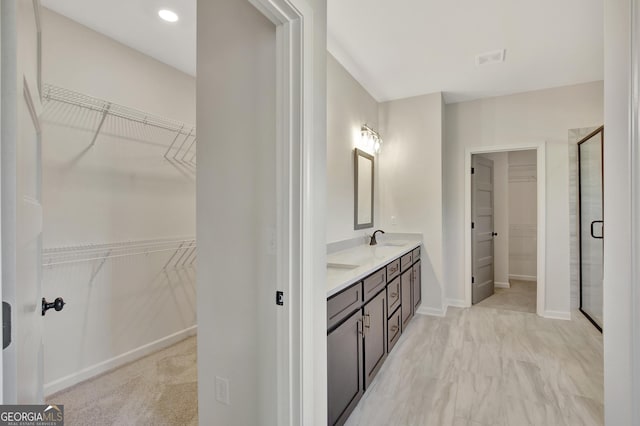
[444,82,603,315]
[196,0,327,424]
[326,53,379,243]
[603,0,635,423]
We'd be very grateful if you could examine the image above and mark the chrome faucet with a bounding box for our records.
[369,229,385,246]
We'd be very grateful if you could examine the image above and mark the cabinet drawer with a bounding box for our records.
[327,283,362,330]
[386,277,401,317]
[387,307,402,353]
[386,259,400,282]
[412,247,421,261]
[400,252,413,271]
[363,268,386,303]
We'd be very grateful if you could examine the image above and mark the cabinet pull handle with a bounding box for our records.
[364,312,371,328]
[390,325,398,333]
[357,318,364,336]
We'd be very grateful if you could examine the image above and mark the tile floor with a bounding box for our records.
[47,336,198,426]
[344,305,603,426]
[475,280,537,314]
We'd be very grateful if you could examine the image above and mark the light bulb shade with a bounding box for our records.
[360,124,382,154]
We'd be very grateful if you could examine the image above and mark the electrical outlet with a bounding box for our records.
[215,376,230,405]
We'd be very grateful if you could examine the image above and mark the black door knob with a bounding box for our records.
[492,232,498,237]
[42,297,65,316]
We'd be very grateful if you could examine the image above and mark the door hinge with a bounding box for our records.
[3,302,11,350]
[471,167,475,174]
[472,276,475,284]
[471,222,475,229]
[276,291,284,306]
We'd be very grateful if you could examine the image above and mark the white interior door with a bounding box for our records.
[2,0,44,403]
[472,155,495,304]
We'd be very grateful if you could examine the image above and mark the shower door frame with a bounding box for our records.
[577,125,605,332]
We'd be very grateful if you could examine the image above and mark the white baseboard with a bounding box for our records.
[445,298,468,308]
[416,305,447,317]
[509,274,537,282]
[543,310,571,321]
[495,281,511,289]
[45,325,197,397]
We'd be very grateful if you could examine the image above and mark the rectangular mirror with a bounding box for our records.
[354,148,374,229]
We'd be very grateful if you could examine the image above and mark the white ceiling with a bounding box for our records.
[42,0,603,104]
[41,0,196,76]
[328,0,604,103]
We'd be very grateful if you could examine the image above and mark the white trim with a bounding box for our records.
[464,143,546,317]
[246,1,318,424]
[416,305,448,317]
[630,0,640,421]
[543,310,571,321]
[494,281,511,288]
[508,274,537,282]
[445,298,468,308]
[44,326,197,397]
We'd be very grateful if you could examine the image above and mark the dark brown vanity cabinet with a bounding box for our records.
[412,260,422,315]
[363,289,387,389]
[328,310,364,426]
[327,244,422,425]
[400,268,413,330]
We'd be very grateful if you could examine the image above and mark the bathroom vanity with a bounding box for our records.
[326,237,422,426]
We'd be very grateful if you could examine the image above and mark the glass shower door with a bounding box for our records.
[578,127,604,331]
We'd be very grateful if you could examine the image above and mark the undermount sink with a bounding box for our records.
[376,241,407,247]
[327,262,359,270]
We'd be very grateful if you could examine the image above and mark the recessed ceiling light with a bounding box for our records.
[158,9,179,23]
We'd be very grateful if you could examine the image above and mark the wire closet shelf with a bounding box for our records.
[42,237,197,270]
[42,83,197,161]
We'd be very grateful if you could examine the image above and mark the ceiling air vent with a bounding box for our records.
[475,49,506,66]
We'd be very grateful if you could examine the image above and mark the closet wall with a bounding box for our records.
[508,150,537,280]
[41,9,196,394]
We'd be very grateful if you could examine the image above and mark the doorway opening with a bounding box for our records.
[464,143,546,316]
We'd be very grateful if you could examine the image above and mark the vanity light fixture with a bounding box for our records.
[361,124,383,154]
[158,9,179,23]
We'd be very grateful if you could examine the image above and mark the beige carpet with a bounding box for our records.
[47,336,197,426]
[475,280,537,313]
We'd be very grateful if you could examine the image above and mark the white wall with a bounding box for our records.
[196,0,327,424]
[41,9,196,393]
[444,82,603,315]
[327,53,379,243]
[477,152,509,287]
[507,150,537,280]
[378,93,445,313]
[603,0,635,423]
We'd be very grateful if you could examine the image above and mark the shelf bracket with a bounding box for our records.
[173,128,194,160]
[89,103,111,147]
[164,125,185,159]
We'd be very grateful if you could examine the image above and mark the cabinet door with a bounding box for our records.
[401,269,413,330]
[328,311,364,426]
[412,260,422,314]
[363,290,387,389]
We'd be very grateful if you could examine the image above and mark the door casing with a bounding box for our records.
[464,143,547,317]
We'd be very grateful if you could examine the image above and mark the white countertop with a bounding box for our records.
[326,235,422,297]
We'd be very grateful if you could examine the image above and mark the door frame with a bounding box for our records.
[248,1,324,424]
[576,126,604,331]
[464,143,546,316]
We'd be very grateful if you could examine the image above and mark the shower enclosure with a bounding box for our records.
[578,126,604,331]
